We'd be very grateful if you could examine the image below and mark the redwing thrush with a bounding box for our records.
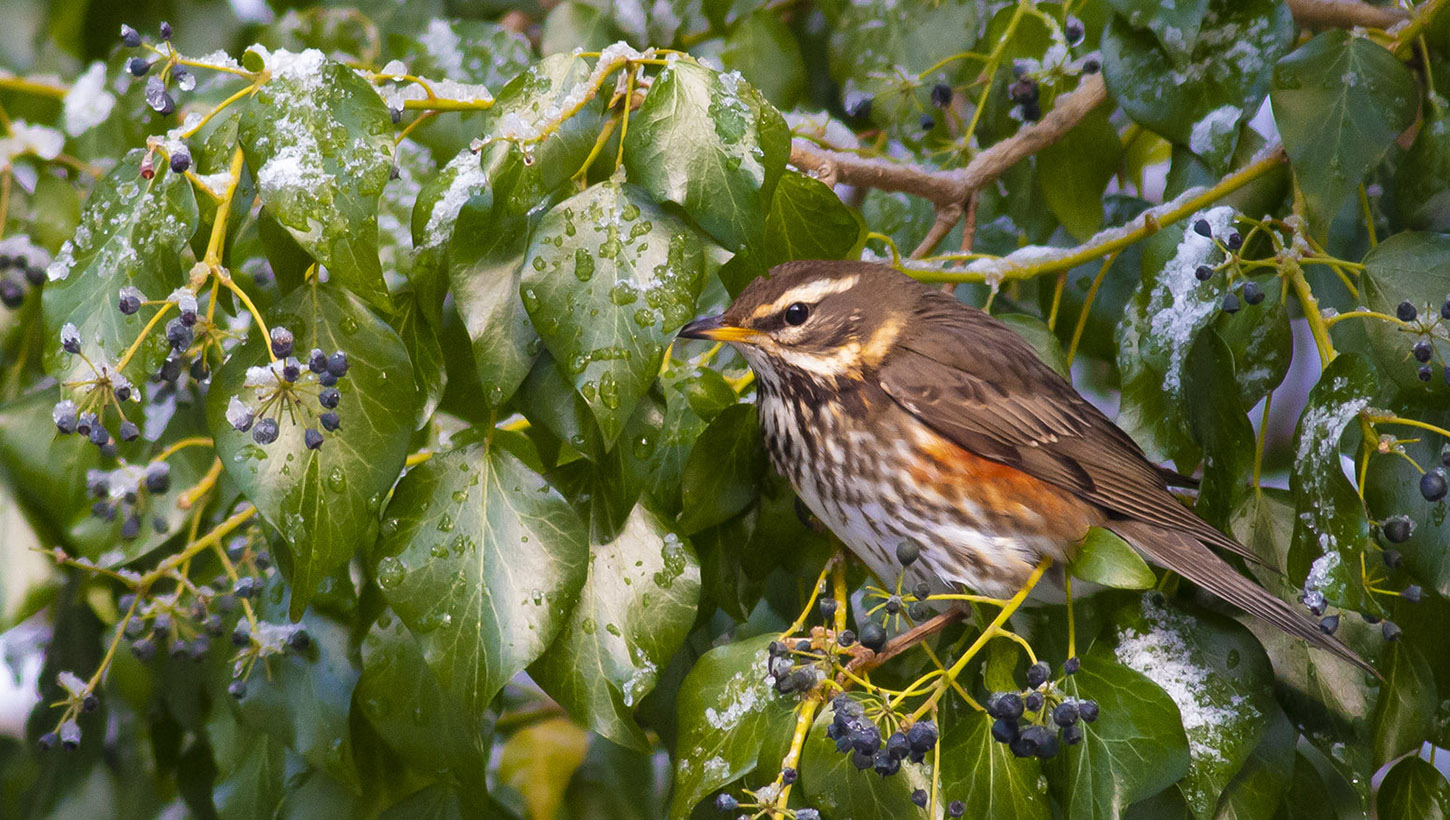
[679,259,1369,673]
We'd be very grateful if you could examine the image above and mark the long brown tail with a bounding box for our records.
[1108,519,1377,677]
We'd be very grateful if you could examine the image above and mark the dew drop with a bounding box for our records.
[376,557,404,589]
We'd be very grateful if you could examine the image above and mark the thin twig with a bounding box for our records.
[1287,0,1409,30]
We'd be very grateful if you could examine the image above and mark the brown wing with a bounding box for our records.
[875,288,1262,565]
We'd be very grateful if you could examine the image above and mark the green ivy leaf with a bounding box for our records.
[1372,641,1437,769]
[1376,756,1450,820]
[1116,206,1239,464]
[0,388,104,556]
[1071,527,1157,590]
[623,59,788,254]
[1046,648,1190,818]
[209,708,288,820]
[356,609,491,782]
[1104,0,1291,170]
[228,579,361,793]
[678,403,767,534]
[1358,232,1450,403]
[761,171,866,270]
[1105,0,1208,63]
[1185,329,1255,530]
[622,363,736,516]
[798,698,934,818]
[1036,108,1123,240]
[1286,353,1376,612]
[669,635,796,818]
[388,288,446,428]
[521,177,726,444]
[372,432,589,719]
[938,701,1052,820]
[447,148,545,410]
[42,149,198,385]
[1392,104,1450,232]
[207,284,416,618]
[1108,596,1276,819]
[392,18,532,91]
[1211,702,1296,820]
[1270,30,1418,239]
[239,48,395,308]
[720,10,807,109]
[531,504,701,750]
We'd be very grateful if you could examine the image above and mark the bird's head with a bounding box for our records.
[678,260,920,387]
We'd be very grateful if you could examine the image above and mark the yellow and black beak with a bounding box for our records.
[677,315,759,344]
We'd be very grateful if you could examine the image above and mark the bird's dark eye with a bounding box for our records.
[784,302,810,326]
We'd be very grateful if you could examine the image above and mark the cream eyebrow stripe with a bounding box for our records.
[748,275,860,320]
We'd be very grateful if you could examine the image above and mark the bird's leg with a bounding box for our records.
[912,555,1054,720]
[1064,574,1078,662]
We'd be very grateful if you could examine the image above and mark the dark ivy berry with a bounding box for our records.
[319,388,340,409]
[128,57,151,77]
[270,326,294,358]
[851,749,874,770]
[228,679,247,699]
[281,360,301,382]
[118,420,140,442]
[0,278,24,308]
[88,424,110,447]
[1227,231,1243,250]
[837,629,856,647]
[1061,723,1084,746]
[991,718,1018,743]
[231,625,251,647]
[1222,291,1241,314]
[38,732,58,751]
[1243,281,1264,305]
[1404,584,1423,604]
[1065,17,1084,44]
[909,602,931,620]
[1064,656,1080,675]
[1414,340,1434,363]
[159,21,172,40]
[1382,620,1402,641]
[1077,700,1099,723]
[859,622,887,652]
[819,596,837,620]
[919,113,935,131]
[81,693,99,713]
[1420,468,1447,501]
[131,636,156,662]
[252,417,279,445]
[1397,300,1418,322]
[781,766,797,785]
[1383,517,1412,543]
[913,581,930,600]
[1442,297,1450,320]
[1193,219,1212,238]
[1009,77,1038,104]
[907,720,937,753]
[319,410,341,432]
[144,462,170,494]
[949,800,966,818]
[233,576,258,599]
[308,348,327,373]
[54,402,77,434]
[1053,702,1079,726]
[1443,365,1450,385]
[159,357,180,382]
[912,788,929,808]
[1023,691,1044,712]
[304,428,323,450]
[1319,614,1340,635]
[987,691,1024,720]
[1026,661,1050,688]
[931,82,952,107]
[885,731,910,760]
[797,810,821,820]
[118,290,141,315]
[872,749,901,776]
[884,595,902,614]
[169,150,190,174]
[319,371,338,387]
[1418,364,1434,382]
[326,350,349,377]
[59,721,81,751]
[24,265,44,287]
[851,723,882,755]
[1195,264,1213,282]
[1082,57,1100,73]
[165,318,192,351]
[121,24,141,47]
[847,95,873,119]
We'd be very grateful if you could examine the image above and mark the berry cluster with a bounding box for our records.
[1188,218,1266,314]
[984,661,1096,758]
[83,462,172,540]
[767,638,827,696]
[1393,297,1450,386]
[823,694,937,777]
[227,331,348,451]
[53,286,214,451]
[121,23,192,118]
[0,243,47,309]
[1006,16,1097,124]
